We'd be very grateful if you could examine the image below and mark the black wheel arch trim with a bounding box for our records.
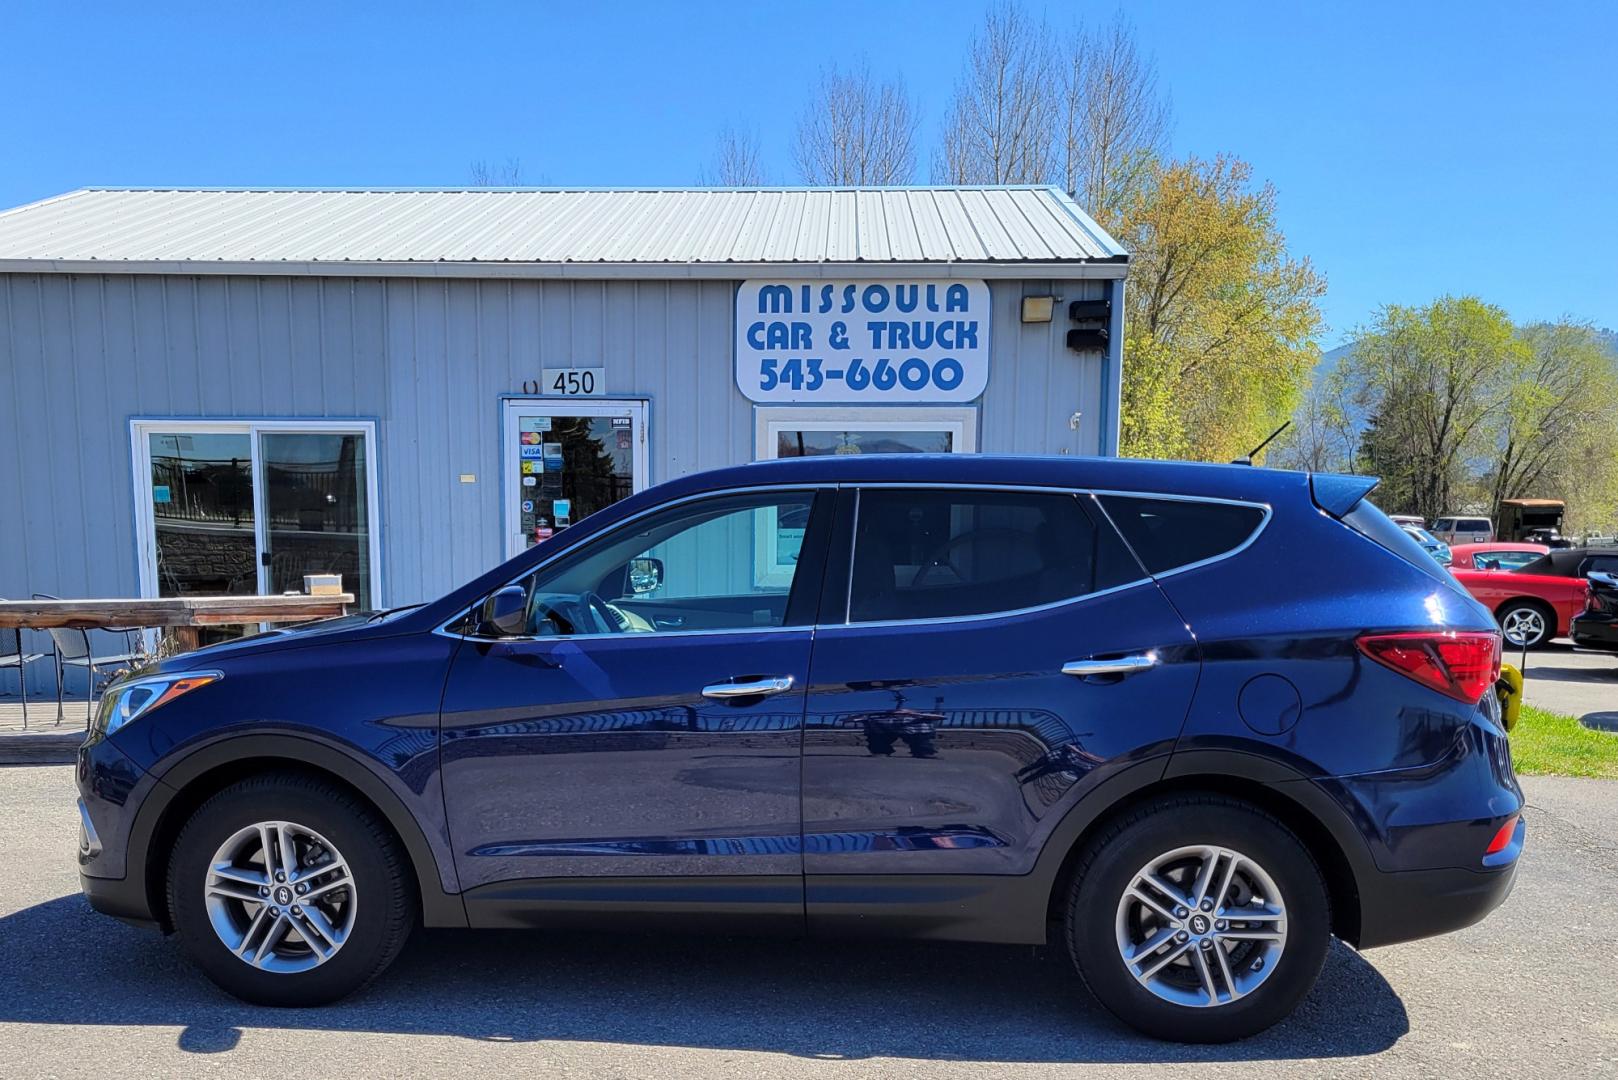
[128,732,468,929]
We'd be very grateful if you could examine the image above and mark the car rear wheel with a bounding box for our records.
[1498,601,1553,649]
[1065,795,1330,1042]
[167,772,415,1005]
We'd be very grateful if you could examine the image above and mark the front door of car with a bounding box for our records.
[800,486,1202,935]
[439,487,832,929]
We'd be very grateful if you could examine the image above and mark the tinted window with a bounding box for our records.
[1433,518,1453,531]
[1098,495,1267,576]
[1582,555,1618,577]
[848,488,1140,623]
[497,490,818,636]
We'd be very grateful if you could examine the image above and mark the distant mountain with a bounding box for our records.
[1598,327,1617,358]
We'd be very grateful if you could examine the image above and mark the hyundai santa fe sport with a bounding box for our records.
[76,455,1524,1042]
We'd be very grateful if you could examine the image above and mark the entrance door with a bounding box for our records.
[503,400,647,558]
[132,420,380,611]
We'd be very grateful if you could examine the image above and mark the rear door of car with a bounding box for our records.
[799,484,1201,937]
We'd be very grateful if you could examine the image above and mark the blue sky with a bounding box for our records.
[3,1,1613,343]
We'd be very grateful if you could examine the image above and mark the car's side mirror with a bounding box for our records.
[478,585,528,637]
[628,557,664,594]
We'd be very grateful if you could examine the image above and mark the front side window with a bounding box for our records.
[847,488,1141,623]
[491,490,819,637]
[1098,495,1268,576]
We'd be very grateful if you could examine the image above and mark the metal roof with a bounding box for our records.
[0,186,1127,280]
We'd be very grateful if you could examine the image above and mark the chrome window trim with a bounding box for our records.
[436,478,1273,641]
[436,483,833,642]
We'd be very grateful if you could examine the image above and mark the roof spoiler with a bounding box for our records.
[1310,473,1380,518]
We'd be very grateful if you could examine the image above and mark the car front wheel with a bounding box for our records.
[167,771,415,1006]
[1065,795,1330,1042]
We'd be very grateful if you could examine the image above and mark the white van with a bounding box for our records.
[1431,515,1494,544]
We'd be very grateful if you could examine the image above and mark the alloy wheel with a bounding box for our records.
[1114,844,1288,1008]
[1501,607,1546,647]
[203,820,358,973]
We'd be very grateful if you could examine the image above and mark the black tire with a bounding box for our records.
[1497,600,1554,649]
[1064,794,1330,1043]
[166,771,416,1006]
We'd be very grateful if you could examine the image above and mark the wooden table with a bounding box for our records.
[0,594,355,652]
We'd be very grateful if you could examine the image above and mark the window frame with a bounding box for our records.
[447,484,835,642]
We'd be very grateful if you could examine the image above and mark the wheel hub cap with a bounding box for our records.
[1115,844,1288,1008]
[204,819,357,974]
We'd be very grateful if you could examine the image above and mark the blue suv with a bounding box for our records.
[76,455,1523,1042]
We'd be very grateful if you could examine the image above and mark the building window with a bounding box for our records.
[131,420,381,611]
[753,406,977,461]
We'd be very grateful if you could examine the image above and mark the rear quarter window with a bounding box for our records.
[1096,495,1267,575]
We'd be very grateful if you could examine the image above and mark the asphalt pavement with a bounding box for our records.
[1,764,1614,1079]
[1517,642,1617,729]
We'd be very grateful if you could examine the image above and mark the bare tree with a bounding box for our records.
[1060,15,1170,228]
[933,3,1058,184]
[794,62,919,185]
[468,157,525,186]
[700,125,767,186]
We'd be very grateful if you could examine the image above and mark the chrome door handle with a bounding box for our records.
[1062,652,1159,678]
[701,675,795,699]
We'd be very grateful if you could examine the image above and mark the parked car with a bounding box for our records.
[77,458,1523,1043]
[1431,514,1495,545]
[1449,547,1603,647]
[1570,571,1618,653]
[1399,523,1453,567]
[1450,542,1550,572]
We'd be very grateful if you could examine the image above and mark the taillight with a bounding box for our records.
[1355,630,1502,704]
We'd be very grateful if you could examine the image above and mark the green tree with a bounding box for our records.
[1117,155,1325,461]
[1487,320,1618,533]
[1344,297,1527,519]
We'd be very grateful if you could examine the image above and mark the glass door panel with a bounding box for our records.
[506,402,646,556]
[147,432,257,596]
[259,432,372,608]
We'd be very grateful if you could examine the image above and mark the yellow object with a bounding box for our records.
[1495,663,1523,733]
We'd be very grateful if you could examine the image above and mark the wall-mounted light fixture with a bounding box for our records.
[1020,296,1056,323]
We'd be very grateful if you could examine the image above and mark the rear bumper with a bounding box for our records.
[1570,613,1618,650]
[1354,817,1523,948]
[1314,705,1524,948]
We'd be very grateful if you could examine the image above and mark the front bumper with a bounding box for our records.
[76,734,165,929]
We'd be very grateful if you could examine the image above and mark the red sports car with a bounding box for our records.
[1449,544,1591,648]
[1448,542,1548,571]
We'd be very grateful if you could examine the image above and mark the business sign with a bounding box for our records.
[735,280,990,403]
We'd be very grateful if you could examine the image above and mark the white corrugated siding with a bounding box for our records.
[0,187,1125,267]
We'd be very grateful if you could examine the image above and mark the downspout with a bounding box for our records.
[1101,276,1126,456]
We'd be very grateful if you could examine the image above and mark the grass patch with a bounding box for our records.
[1512,704,1618,779]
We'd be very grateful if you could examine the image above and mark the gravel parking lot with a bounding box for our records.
[1,764,1614,1079]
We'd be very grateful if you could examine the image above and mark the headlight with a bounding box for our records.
[95,671,223,738]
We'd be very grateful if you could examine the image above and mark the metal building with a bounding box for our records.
[0,185,1127,690]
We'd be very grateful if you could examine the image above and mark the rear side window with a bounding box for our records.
[848,488,1141,623]
[1097,495,1266,575]
[1433,518,1453,531]
[1583,555,1618,576]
